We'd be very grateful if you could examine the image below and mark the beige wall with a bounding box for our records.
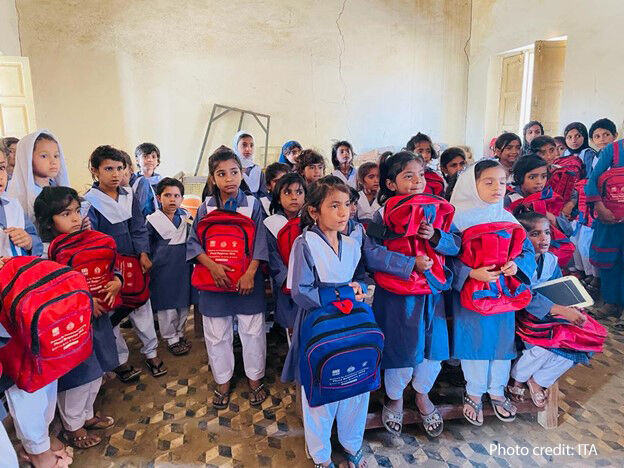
[16,0,470,189]
[466,0,624,157]
[0,0,20,55]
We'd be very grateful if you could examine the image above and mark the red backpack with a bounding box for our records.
[516,310,607,352]
[48,230,121,310]
[575,179,594,227]
[547,155,584,203]
[115,255,150,308]
[371,194,455,295]
[191,210,256,292]
[0,257,93,392]
[276,217,301,295]
[423,170,445,197]
[507,189,575,267]
[598,141,624,219]
[459,222,532,315]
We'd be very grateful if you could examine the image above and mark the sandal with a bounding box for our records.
[419,407,443,437]
[62,428,102,449]
[314,463,336,468]
[249,381,268,407]
[145,358,168,377]
[168,341,191,356]
[381,399,403,436]
[343,447,367,468]
[114,364,142,383]
[462,392,483,426]
[213,388,230,410]
[526,378,548,408]
[490,396,517,422]
[506,381,527,403]
[84,414,115,430]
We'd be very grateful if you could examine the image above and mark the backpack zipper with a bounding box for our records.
[312,308,367,326]
[202,223,250,256]
[304,322,379,350]
[0,258,47,303]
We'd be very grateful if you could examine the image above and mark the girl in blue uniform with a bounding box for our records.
[263,172,307,332]
[331,140,357,188]
[259,162,290,216]
[449,159,536,426]
[187,148,269,409]
[147,178,193,356]
[34,186,119,450]
[355,162,380,226]
[278,140,302,170]
[371,151,460,438]
[233,131,268,198]
[85,145,165,381]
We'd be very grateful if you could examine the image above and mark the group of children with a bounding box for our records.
[0,120,616,467]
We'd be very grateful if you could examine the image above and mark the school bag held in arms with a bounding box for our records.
[0,257,93,392]
[115,255,150,308]
[516,310,607,353]
[547,155,584,204]
[598,141,624,219]
[48,229,122,310]
[276,217,301,295]
[191,210,256,292]
[423,170,445,197]
[575,179,594,227]
[459,222,532,315]
[368,193,455,295]
[299,285,384,407]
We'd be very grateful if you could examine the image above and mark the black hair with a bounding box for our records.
[331,140,354,170]
[34,186,81,242]
[296,149,325,175]
[119,150,135,172]
[357,161,378,189]
[516,211,549,232]
[135,142,161,164]
[529,136,556,153]
[554,136,565,147]
[563,122,589,152]
[300,175,351,229]
[1,137,18,156]
[265,162,290,186]
[495,132,522,153]
[269,172,307,215]
[377,151,424,205]
[200,146,250,201]
[349,186,360,204]
[589,118,617,139]
[522,120,544,146]
[34,133,57,146]
[156,177,185,196]
[89,145,126,172]
[440,147,466,169]
[444,173,459,201]
[474,158,503,181]
[511,154,547,187]
[405,132,437,159]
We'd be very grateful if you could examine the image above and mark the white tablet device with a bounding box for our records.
[533,275,594,308]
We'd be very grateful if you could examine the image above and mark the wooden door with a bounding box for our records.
[531,40,566,136]
[0,56,36,137]
[497,53,524,134]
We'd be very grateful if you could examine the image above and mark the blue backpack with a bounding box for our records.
[299,285,384,407]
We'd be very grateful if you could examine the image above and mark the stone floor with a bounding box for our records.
[17,307,624,467]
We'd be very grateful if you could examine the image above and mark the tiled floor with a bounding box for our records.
[24,308,624,467]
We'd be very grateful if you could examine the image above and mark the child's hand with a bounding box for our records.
[561,201,575,220]
[469,265,501,282]
[208,262,234,290]
[545,212,558,226]
[5,228,32,251]
[103,277,122,308]
[595,202,617,224]
[551,305,586,326]
[81,216,92,230]
[92,298,106,318]
[414,255,433,273]
[139,253,152,273]
[236,271,255,295]
[348,281,366,301]
[417,221,435,240]
[0,257,9,268]
[501,261,518,276]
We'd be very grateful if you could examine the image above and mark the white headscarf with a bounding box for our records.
[232,131,256,169]
[7,129,70,219]
[450,161,518,232]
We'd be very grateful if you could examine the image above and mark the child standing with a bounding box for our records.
[530,136,559,165]
[147,178,193,356]
[521,120,544,155]
[121,151,158,217]
[439,147,467,183]
[562,122,596,178]
[507,212,590,407]
[135,142,163,189]
[278,140,302,169]
[260,162,290,216]
[297,149,326,185]
[331,140,357,188]
[8,130,70,220]
[85,145,166,380]
[406,132,445,195]
[34,187,119,450]
[233,131,268,197]
[355,162,380,225]
[371,152,459,438]
[493,133,522,183]
[589,118,618,154]
[187,148,269,408]
[449,159,536,426]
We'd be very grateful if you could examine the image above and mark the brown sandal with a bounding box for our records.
[62,428,102,449]
[526,378,548,408]
[506,381,527,403]
[84,414,115,430]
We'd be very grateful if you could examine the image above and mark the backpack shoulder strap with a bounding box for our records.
[613,141,620,166]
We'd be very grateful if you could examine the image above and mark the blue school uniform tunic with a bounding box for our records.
[129,173,158,217]
[147,208,192,310]
[449,237,535,360]
[504,186,573,236]
[136,171,162,190]
[0,196,43,256]
[186,190,268,317]
[243,165,268,198]
[368,210,461,369]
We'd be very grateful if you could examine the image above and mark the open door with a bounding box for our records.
[531,40,566,136]
[497,53,524,134]
[0,56,37,137]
